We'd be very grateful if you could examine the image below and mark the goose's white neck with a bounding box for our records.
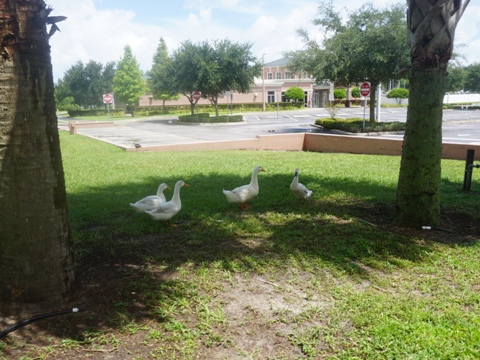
[250,169,261,188]
[292,170,299,185]
[172,183,183,203]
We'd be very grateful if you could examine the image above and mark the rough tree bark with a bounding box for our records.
[0,0,79,315]
[396,0,470,227]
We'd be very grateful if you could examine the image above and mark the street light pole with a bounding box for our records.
[262,53,266,112]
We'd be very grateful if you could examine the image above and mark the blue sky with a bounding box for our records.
[47,0,479,81]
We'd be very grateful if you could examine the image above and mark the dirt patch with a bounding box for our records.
[1,208,478,359]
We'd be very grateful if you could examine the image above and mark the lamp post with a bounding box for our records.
[262,53,266,112]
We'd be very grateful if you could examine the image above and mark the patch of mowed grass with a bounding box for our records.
[37,132,479,359]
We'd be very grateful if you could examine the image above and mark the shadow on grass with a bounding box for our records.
[3,171,477,346]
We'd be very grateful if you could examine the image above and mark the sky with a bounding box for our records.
[46,0,480,82]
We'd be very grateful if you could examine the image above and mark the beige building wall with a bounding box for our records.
[139,58,331,108]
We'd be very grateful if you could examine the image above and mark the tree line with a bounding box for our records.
[55,2,477,118]
[55,39,262,116]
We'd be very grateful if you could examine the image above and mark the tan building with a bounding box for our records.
[139,57,332,108]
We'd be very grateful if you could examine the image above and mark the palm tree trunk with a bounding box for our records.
[396,68,445,226]
[0,0,79,315]
[396,0,470,227]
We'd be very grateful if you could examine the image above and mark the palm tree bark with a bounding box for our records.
[0,0,79,315]
[396,0,470,227]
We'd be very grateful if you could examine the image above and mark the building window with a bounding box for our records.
[281,91,286,102]
[267,72,273,80]
[285,72,291,79]
[267,91,275,103]
[276,72,282,79]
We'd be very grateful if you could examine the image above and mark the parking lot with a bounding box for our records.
[61,107,480,149]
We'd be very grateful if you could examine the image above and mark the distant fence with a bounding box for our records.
[444,93,480,104]
[380,93,480,106]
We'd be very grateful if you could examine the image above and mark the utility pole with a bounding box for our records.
[262,53,266,112]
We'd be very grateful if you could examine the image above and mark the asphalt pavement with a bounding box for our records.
[58,107,480,149]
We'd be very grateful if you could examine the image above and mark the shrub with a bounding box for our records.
[387,88,409,104]
[324,101,341,119]
[334,89,347,99]
[207,115,243,123]
[56,96,79,112]
[178,113,243,123]
[315,118,406,133]
[178,113,210,122]
[351,87,361,98]
[285,86,305,102]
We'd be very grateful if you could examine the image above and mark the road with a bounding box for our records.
[241,107,480,145]
[62,107,480,148]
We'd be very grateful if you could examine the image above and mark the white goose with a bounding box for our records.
[130,183,170,213]
[145,180,189,225]
[223,165,266,210]
[290,169,312,201]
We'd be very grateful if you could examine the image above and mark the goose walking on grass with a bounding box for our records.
[223,165,266,210]
[290,169,312,201]
[145,180,189,226]
[130,183,170,213]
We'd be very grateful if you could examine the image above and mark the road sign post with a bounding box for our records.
[103,93,113,117]
[360,82,370,97]
[192,91,201,122]
[360,83,370,131]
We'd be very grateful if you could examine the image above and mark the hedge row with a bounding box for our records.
[135,101,305,116]
[178,114,243,123]
[178,113,210,121]
[315,118,406,133]
[67,109,125,117]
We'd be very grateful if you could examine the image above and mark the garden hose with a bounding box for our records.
[0,308,84,340]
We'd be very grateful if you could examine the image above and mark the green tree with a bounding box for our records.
[54,76,73,108]
[445,55,467,93]
[288,1,410,123]
[396,0,470,227]
[102,61,116,95]
[202,39,261,116]
[166,40,200,115]
[0,0,78,314]
[84,60,106,107]
[148,37,179,113]
[464,62,480,93]
[285,86,305,102]
[57,96,80,111]
[55,60,116,109]
[168,39,261,116]
[58,60,88,107]
[387,88,409,104]
[113,45,145,116]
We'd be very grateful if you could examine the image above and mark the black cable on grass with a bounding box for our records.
[420,226,455,234]
[0,308,85,340]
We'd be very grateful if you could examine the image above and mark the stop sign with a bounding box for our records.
[192,91,201,101]
[360,82,370,97]
[103,93,113,104]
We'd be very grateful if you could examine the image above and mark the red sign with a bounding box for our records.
[360,82,370,97]
[103,93,113,104]
[192,91,201,101]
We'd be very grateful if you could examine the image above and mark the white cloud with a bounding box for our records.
[49,0,160,79]
[46,0,480,82]
[454,4,480,64]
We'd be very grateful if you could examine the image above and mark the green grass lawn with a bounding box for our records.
[2,132,479,359]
